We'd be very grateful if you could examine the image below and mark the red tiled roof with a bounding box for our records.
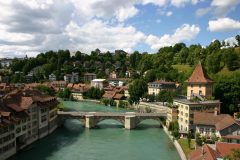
[222,135,240,140]
[215,115,239,131]
[194,112,229,127]
[102,91,116,99]
[0,111,11,117]
[216,142,240,157]
[113,94,124,100]
[189,144,220,160]
[185,63,213,83]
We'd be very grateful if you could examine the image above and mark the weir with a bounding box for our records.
[58,111,167,129]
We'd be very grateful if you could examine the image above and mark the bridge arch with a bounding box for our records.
[94,117,125,126]
[135,117,163,127]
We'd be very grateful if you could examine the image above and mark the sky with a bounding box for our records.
[0,0,240,58]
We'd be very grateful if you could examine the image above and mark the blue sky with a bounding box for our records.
[0,0,240,57]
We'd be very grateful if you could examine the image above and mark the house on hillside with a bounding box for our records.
[49,73,56,81]
[84,73,96,82]
[91,79,108,90]
[64,72,79,83]
[148,80,176,95]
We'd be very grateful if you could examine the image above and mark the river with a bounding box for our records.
[15,101,180,160]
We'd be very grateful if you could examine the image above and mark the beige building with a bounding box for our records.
[0,89,59,160]
[172,63,221,135]
[148,80,176,95]
[91,79,108,90]
[185,63,214,99]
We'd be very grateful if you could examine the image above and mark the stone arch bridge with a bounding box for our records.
[58,111,167,129]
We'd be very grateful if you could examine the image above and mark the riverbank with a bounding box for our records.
[16,101,180,160]
[163,126,187,160]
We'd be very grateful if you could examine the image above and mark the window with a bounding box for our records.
[185,120,188,124]
[199,90,202,95]
[206,128,210,134]
[200,128,204,133]
[185,113,188,117]
[191,90,193,95]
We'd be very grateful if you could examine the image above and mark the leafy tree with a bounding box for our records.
[224,149,240,160]
[224,51,240,71]
[156,90,175,103]
[195,133,203,146]
[34,85,55,96]
[235,35,240,46]
[206,52,221,73]
[128,79,147,104]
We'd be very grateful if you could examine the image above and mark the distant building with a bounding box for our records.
[71,83,91,101]
[0,75,9,83]
[50,81,66,91]
[148,80,176,95]
[49,73,56,81]
[108,78,127,87]
[64,72,79,83]
[109,71,117,79]
[91,79,108,90]
[25,72,34,83]
[84,73,96,82]
[0,58,12,68]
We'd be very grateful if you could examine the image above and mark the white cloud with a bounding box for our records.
[211,0,240,17]
[146,24,200,49]
[171,0,199,7]
[0,0,206,57]
[208,18,240,32]
[196,7,211,17]
[166,11,173,16]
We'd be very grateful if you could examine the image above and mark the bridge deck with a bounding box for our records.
[57,111,166,117]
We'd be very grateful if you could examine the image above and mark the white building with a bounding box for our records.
[64,72,79,83]
[91,79,108,90]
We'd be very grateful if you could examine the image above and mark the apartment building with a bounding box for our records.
[0,89,59,160]
[172,63,221,135]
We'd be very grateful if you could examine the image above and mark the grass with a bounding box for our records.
[216,67,240,77]
[172,64,193,73]
[178,138,195,157]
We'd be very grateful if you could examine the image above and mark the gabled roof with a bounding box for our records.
[185,62,213,83]
[189,144,221,160]
[194,112,239,131]
[216,142,240,157]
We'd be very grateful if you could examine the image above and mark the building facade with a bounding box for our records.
[91,79,108,90]
[171,63,221,135]
[148,80,176,95]
[64,73,79,83]
[83,73,96,82]
[0,89,59,160]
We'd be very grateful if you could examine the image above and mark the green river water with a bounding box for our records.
[15,101,180,160]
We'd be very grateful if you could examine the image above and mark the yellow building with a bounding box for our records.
[172,63,221,135]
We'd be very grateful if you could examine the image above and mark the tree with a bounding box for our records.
[195,133,203,146]
[206,52,221,73]
[34,85,55,96]
[128,79,147,104]
[224,51,240,71]
[225,149,240,160]
[235,35,240,46]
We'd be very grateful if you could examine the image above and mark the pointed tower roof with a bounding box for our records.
[185,62,213,83]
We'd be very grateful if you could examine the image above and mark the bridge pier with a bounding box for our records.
[85,115,95,128]
[125,115,136,129]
